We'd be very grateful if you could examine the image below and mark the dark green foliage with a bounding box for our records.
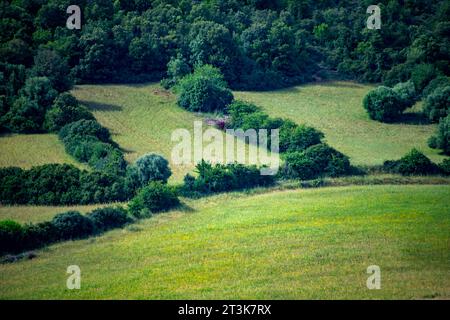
[422,76,450,98]
[51,211,95,240]
[0,220,24,255]
[134,153,172,185]
[410,64,438,94]
[283,144,351,180]
[423,86,450,122]
[31,49,72,92]
[227,100,324,153]
[392,81,417,110]
[384,149,440,176]
[438,158,450,175]
[44,93,94,132]
[177,65,234,112]
[0,164,134,205]
[128,182,180,217]
[161,55,191,89]
[22,221,59,250]
[363,86,404,122]
[182,160,275,195]
[428,115,450,154]
[87,207,130,232]
[59,119,126,175]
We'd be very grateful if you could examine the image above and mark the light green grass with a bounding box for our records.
[1,185,449,299]
[235,81,446,166]
[0,203,120,224]
[72,84,267,182]
[0,133,86,169]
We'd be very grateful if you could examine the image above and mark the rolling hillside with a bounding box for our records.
[0,185,449,299]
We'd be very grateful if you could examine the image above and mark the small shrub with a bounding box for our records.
[134,153,172,185]
[423,86,450,122]
[128,182,180,217]
[396,149,439,176]
[177,65,234,112]
[51,211,95,240]
[363,86,404,122]
[87,207,130,232]
[0,220,24,255]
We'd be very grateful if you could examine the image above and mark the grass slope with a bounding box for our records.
[0,133,86,169]
[1,185,449,299]
[72,84,265,182]
[235,81,445,166]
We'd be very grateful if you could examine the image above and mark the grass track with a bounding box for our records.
[1,185,449,299]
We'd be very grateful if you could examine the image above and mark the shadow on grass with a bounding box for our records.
[80,100,123,112]
[177,202,196,213]
[396,112,430,125]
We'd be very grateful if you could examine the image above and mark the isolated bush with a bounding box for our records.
[428,115,450,155]
[134,153,172,185]
[392,80,417,109]
[394,149,439,176]
[87,207,130,232]
[177,65,234,112]
[363,86,404,122]
[51,211,95,240]
[0,220,24,255]
[44,93,94,132]
[283,144,351,179]
[423,86,450,122]
[128,182,180,217]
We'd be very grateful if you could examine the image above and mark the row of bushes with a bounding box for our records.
[181,160,276,196]
[226,100,324,154]
[383,149,450,176]
[0,153,175,206]
[1,177,185,256]
[0,207,130,256]
[59,119,127,176]
[0,164,134,205]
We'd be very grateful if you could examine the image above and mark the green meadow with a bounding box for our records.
[0,185,449,299]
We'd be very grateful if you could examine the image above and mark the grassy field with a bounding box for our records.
[72,84,266,182]
[0,133,86,169]
[235,81,445,166]
[0,203,118,224]
[1,185,449,299]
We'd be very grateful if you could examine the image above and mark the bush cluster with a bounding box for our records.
[363,86,405,122]
[177,65,234,112]
[0,207,130,256]
[181,160,275,195]
[128,182,180,217]
[423,86,450,123]
[383,149,440,176]
[282,144,352,180]
[59,119,127,175]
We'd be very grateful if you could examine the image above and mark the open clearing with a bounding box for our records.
[1,185,449,299]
